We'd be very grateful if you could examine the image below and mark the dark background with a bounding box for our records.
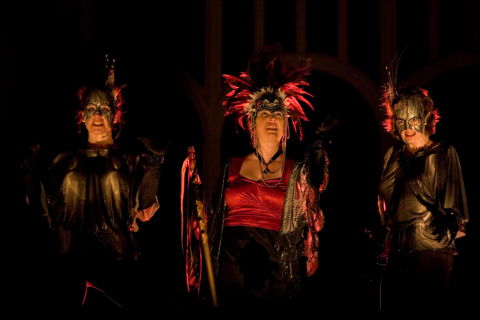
[3,0,479,315]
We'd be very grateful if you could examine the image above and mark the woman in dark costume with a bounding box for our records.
[208,46,329,309]
[377,84,469,314]
[24,57,165,310]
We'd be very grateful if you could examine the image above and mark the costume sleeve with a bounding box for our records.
[21,144,61,219]
[20,144,47,217]
[307,140,329,193]
[377,146,395,227]
[438,146,469,231]
[377,194,387,227]
[137,154,162,210]
[134,138,166,223]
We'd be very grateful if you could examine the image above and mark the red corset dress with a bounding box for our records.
[224,157,294,231]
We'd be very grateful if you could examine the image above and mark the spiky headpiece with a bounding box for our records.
[76,54,126,136]
[380,66,440,139]
[223,45,314,140]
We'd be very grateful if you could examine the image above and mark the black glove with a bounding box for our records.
[445,209,461,240]
[431,208,460,242]
[306,141,327,188]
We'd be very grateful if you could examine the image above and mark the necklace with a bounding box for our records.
[255,149,283,174]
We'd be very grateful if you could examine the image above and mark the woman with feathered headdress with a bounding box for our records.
[208,45,329,308]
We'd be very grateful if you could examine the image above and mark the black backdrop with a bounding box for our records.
[4,0,479,315]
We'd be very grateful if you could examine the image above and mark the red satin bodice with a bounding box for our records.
[224,157,293,231]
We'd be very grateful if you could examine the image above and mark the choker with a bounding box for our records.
[256,149,283,174]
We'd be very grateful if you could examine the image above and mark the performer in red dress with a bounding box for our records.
[208,45,329,308]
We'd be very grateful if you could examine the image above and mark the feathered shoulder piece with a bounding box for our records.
[223,45,314,140]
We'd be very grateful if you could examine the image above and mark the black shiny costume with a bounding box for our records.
[25,140,163,309]
[378,141,468,313]
[41,142,162,261]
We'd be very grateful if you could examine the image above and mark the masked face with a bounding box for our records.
[254,92,286,118]
[82,89,115,124]
[254,95,286,145]
[393,100,433,149]
[393,103,426,134]
[83,104,113,138]
[81,89,116,141]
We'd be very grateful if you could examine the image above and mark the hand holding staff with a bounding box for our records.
[180,146,218,307]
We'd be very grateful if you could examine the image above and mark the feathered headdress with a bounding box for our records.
[223,45,314,141]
